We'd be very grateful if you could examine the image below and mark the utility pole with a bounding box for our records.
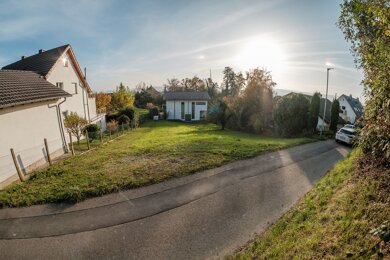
[321,67,334,137]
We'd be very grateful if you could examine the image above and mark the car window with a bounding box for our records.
[340,129,355,135]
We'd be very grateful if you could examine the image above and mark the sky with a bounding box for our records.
[0,0,364,100]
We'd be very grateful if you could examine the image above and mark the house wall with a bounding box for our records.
[46,52,90,120]
[166,100,208,121]
[316,116,329,131]
[338,96,356,123]
[46,51,105,140]
[0,100,66,188]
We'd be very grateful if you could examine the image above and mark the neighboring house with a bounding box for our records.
[0,70,71,188]
[284,92,342,131]
[0,44,104,188]
[317,98,332,131]
[338,94,363,124]
[164,91,210,121]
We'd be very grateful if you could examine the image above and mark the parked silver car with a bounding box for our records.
[335,127,357,145]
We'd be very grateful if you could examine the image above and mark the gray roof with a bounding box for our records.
[163,91,210,101]
[339,94,363,119]
[0,70,71,109]
[2,44,69,76]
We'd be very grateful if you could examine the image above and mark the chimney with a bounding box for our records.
[84,67,87,80]
[21,55,26,60]
[39,49,45,54]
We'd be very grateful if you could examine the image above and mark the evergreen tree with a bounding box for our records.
[308,92,321,132]
[329,99,340,133]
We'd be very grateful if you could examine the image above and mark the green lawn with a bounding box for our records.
[0,121,313,207]
[232,150,390,259]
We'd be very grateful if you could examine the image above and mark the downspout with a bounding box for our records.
[48,97,69,153]
[84,67,91,122]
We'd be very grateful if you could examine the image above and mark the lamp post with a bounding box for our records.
[320,67,334,137]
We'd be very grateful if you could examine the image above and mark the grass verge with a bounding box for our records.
[0,121,313,207]
[232,149,390,259]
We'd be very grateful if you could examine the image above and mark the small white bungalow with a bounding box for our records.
[164,91,210,121]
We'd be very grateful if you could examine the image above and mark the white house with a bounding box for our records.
[0,44,104,188]
[164,91,210,121]
[338,94,363,124]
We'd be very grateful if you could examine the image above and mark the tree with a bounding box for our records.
[221,67,236,95]
[208,98,232,130]
[64,112,88,144]
[95,92,112,112]
[206,77,219,99]
[135,89,153,108]
[329,99,340,133]
[232,72,246,97]
[164,78,181,91]
[111,83,135,110]
[309,92,321,132]
[338,0,390,165]
[242,68,275,133]
[273,93,310,137]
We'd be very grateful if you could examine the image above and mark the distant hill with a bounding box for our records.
[274,88,335,100]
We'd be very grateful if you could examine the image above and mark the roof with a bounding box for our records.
[339,94,363,119]
[2,45,70,76]
[0,70,71,109]
[2,44,92,93]
[163,91,210,101]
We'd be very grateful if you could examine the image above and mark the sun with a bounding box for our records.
[236,36,285,73]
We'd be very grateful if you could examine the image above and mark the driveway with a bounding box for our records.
[0,140,350,259]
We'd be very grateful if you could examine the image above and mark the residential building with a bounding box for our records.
[164,91,210,121]
[338,94,363,124]
[0,44,104,188]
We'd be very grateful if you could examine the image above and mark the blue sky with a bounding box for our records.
[0,0,364,99]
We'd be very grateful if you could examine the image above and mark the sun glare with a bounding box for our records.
[236,36,285,73]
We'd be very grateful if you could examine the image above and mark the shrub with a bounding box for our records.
[273,93,310,137]
[83,124,100,140]
[117,114,130,125]
[149,106,159,119]
[64,112,88,144]
[106,120,118,133]
[119,107,135,121]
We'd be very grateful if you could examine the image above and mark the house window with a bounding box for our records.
[181,102,185,120]
[62,57,69,67]
[341,106,345,109]
[73,83,78,94]
[196,101,206,105]
[191,102,195,119]
[56,82,64,90]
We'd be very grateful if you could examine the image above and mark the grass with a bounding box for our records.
[232,149,390,259]
[0,121,313,207]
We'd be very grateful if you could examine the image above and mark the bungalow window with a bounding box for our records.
[181,102,185,120]
[73,83,78,94]
[62,57,69,67]
[196,101,206,105]
[191,102,195,120]
[56,82,64,90]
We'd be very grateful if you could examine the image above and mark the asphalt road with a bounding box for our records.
[0,140,350,259]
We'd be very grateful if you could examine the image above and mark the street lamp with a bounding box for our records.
[320,67,334,136]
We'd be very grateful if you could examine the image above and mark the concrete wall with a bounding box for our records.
[166,100,208,121]
[338,96,356,123]
[0,100,66,188]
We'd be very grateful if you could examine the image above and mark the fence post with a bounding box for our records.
[85,131,90,150]
[117,126,120,137]
[100,130,103,144]
[109,130,112,140]
[44,138,52,165]
[10,148,23,182]
[69,132,75,156]
[121,123,124,134]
